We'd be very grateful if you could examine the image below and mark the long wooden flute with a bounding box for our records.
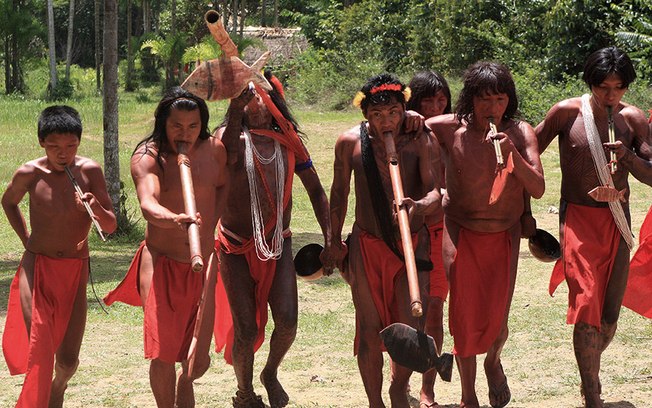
[64,166,106,241]
[176,142,204,272]
[488,117,504,167]
[607,106,617,174]
[382,131,423,317]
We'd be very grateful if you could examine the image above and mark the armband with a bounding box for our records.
[295,159,313,172]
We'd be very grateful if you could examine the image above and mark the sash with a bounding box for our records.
[581,94,635,250]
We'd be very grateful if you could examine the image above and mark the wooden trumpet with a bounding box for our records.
[488,117,504,167]
[204,10,239,58]
[176,142,204,272]
[64,166,106,241]
[607,106,617,174]
[382,131,422,317]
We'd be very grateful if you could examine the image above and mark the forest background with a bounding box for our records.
[2,0,652,407]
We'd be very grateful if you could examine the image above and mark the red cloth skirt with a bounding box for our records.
[624,204,652,318]
[213,228,292,365]
[3,254,84,407]
[549,203,619,329]
[104,243,204,363]
[448,227,511,357]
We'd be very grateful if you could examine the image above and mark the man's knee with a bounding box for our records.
[54,357,79,380]
[233,320,259,346]
[189,355,211,381]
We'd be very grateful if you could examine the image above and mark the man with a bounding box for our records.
[427,61,544,408]
[406,70,452,407]
[329,73,440,408]
[213,69,332,408]
[534,46,652,408]
[2,105,117,407]
[104,87,226,407]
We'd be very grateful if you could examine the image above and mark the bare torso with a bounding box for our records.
[218,130,293,239]
[133,137,227,262]
[25,157,101,258]
[344,123,429,238]
[538,97,636,210]
[430,114,533,232]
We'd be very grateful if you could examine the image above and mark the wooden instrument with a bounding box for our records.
[204,10,239,58]
[488,117,504,167]
[382,131,422,317]
[64,166,106,241]
[176,142,204,272]
[607,106,617,174]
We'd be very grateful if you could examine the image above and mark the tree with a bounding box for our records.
[141,32,188,88]
[65,0,75,81]
[94,0,101,91]
[47,0,58,90]
[103,0,124,230]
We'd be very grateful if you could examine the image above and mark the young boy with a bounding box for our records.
[2,105,117,407]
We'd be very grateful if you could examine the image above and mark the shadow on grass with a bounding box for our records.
[604,401,637,408]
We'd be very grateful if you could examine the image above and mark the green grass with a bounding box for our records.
[1,91,652,407]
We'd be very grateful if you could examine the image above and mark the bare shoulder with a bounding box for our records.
[76,156,102,172]
[207,135,226,161]
[620,102,647,123]
[130,142,160,174]
[9,159,41,186]
[336,125,361,146]
[549,97,581,118]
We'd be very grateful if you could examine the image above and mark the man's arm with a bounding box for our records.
[498,122,545,199]
[328,132,355,271]
[296,163,332,275]
[220,88,253,165]
[404,130,441,217]
[610,105,652,186]
[2,166,31,247]
[84,162,117,234]
[131,151,194,229]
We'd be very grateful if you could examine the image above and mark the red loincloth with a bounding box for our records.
[549,203,619,329]
[103,242,204,363]
[428,221,448,300]
[3,254,84,407]
[624,204,652,318]
[354,228,420,355]
[448,227,511,358]
[214,229,291,365]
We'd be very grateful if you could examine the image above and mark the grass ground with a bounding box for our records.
[0,93,651,407]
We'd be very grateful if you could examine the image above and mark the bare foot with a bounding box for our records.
[260,369,289,408]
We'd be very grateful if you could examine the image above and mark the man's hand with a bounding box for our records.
[403,110,425,135]
[229,84,255,112]
[326,240,349,275]
[520,212,537,238]
[173,211,202,230]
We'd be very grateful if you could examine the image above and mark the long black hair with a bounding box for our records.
[406,70,452,115]
[455,61,519,124]
[582,46,636,89]
[134,86,210,168]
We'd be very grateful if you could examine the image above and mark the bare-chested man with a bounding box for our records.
[329,73,440,408]
[2,105,117,407]
[104,87,226,407]
[213,69,332,408]
[533,46,652,408]
[405,70,452,408]
[426,62,544,408]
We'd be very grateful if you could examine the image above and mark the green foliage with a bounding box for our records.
[612,0,652,83]
[280,46,384,110]
[543,0,616,80]
[48,77,74,101]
